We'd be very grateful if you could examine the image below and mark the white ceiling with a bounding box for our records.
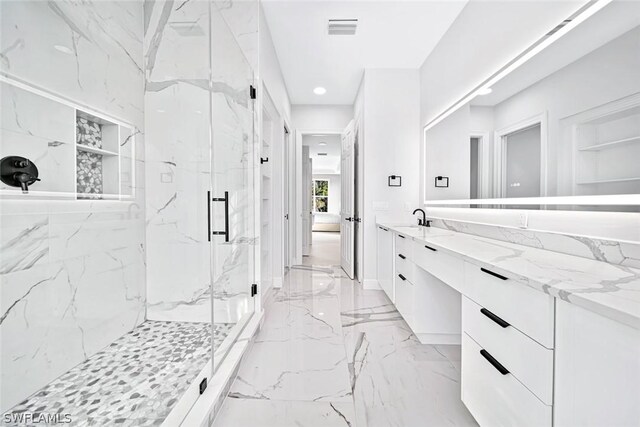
[262,0,468,105]
[303,134,341,174]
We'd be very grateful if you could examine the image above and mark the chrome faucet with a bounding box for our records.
[412,208,431,227]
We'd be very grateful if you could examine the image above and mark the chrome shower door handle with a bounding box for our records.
[209,190,230,242]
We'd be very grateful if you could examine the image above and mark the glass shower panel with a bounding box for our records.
[209,4,256,368]
[143,0,215,421]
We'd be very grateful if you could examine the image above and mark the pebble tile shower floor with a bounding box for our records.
[3,321,234,426]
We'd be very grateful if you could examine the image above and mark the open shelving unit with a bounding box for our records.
[260,122,273,288]
[571,94,640,193]
[0,78,136,201]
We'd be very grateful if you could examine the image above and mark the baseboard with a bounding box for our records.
[181,311,262,427]
[362,279,382,290]
[415,333,461,345]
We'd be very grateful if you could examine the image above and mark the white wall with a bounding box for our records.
[361,69,421,287]
[259,5,291,122]
[292,105,353,131]
[419,0,588,126]
[259,3,291,291]
[424,104,470,201]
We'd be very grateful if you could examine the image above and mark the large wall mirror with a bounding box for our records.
[424,1,640,210]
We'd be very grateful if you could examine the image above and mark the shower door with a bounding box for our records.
[209,4,257,369]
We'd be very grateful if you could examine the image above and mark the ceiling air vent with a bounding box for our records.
[317,153,328,156]
[328,19,358,36]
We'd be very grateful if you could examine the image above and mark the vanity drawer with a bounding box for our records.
[462,333,552,427]
[463,262,554,348]
[462,296,553,405]
[395,273,414,324]
[394,233,413,259]
[413,241,464,293]
[395,253,415,284]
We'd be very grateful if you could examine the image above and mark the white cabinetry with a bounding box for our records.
[376,226,393,301]
[554,300,640,427]
[375,223,639,427]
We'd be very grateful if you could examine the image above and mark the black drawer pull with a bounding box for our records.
[398,274,406,281]
[480,349,510,375]
[424,244,437,252]
[481,267,508,281]
[379,226,389,231]
[398,254,406,259]
[398,234,406,239]
[480,308,510,328]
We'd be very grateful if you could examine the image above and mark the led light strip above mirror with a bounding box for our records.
[423,0,640,208]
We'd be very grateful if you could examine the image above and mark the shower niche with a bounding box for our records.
[0,79,136,200]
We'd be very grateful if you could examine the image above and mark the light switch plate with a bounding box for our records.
[518,212,528,229]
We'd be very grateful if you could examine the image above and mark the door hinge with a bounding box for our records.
[251,283,258,297]
[250,85,257,100]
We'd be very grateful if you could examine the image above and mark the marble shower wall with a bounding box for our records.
[144,0,215,323]
[145,0,259,324]
[0,0,145,413]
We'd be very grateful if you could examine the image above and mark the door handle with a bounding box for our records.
[209,190,229,242]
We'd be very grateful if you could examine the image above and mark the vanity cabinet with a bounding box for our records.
[375,223,640,427]
[461,262,555,426]
[413,241,464,293]
[387,231,460,344]
[376,226,394,301]
[554,300,640,427]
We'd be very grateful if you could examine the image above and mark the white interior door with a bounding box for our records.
[340,121,355,278]
[302,146,311,256]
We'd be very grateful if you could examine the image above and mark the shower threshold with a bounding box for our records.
[3,321,233,426]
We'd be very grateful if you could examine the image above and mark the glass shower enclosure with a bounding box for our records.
[1,0,257,424]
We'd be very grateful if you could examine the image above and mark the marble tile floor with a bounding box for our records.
[214,234,477,426]
[3,321,234,426]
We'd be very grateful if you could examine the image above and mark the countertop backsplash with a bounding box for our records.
[428,218,640,269]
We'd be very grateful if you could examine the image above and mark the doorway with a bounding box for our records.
[303,133,342,266]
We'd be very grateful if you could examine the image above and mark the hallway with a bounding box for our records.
[305,232,341,267]
[213,234,476,426]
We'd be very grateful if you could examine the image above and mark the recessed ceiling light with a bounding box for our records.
[319,142,327,146]
[313,87,327,95]
[477,87,493,96]
[54,45,73,55]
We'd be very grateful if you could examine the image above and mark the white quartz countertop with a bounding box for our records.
[377,222,640,330]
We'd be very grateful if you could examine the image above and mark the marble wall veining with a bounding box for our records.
[144,0,259,324]
[0,0,145,413]
[430,218,640,269]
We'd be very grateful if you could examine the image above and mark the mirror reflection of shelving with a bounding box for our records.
[572,96,640,195]
[0,78,136,200]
